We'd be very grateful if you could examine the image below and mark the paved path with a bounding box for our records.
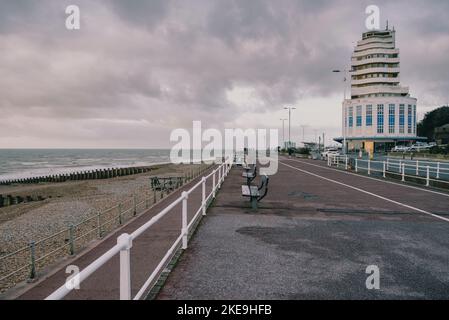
[158,157,449,300]
[16,167,218,300]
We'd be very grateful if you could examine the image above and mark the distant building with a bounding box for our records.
[434,124,449,145]
[335,26,426,153]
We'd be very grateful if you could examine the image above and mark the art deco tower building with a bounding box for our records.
[341,27,422,153]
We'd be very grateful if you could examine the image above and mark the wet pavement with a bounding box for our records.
[158,157,449,300]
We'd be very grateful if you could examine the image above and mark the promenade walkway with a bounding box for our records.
[15,166,218,300]
[158,157,449,299]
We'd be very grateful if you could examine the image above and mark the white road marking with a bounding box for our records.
[280,161,449,223]
[284,158,449,198]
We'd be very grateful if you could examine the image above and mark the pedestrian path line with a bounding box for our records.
[280,161,449,223]
[283,158,449,198]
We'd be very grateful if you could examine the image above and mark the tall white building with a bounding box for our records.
[337,27,425,153]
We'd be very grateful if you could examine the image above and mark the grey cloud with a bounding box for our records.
[0,0,448,147]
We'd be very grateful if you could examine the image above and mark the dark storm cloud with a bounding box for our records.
[0,0,448,147]
[108,0,171,29]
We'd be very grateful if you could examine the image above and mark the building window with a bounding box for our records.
[389,104,395,134]
[399,104,405,134]
[408,105,412,134]
[366,105,372,126]
[356,106,362,127]
[413,105,417,134]
[349,106,353,128]
[377,104,384,134]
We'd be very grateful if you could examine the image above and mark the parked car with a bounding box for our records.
[321,148,340,159]
[409,143,433,152]
[391,145,410,152]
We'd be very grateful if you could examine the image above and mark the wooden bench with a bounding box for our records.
[242,164,257,184]
[241,175,269,210]
[150,177,182,191]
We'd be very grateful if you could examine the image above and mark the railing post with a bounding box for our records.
[368,160,371,175]
[118,233,133,300]
[202,177,206,216]
[402,163,405,182]
[29,241,36,280]
[399,160,402,173]
[386,158,389,171]
[437,162,440,179]
[182,192,188,249]
[416,160,419,176]
[355,159,358,173]
[212,170,216,198]
[426,166,430,187]
[69,225,75,255]
[383,161,386,178]
[97,212,102,238]
[345,156,348,171]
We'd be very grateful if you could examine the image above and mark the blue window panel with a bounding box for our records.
[408,105,412,134]
[348,106,353,128]
[377,104,384,134]
[389,104,395,133]
[413,105,417,133]
[356,106,362,127]
[399,104,405,133]
[366,105,373,126]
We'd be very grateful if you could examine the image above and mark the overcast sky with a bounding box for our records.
[0,0,448,148]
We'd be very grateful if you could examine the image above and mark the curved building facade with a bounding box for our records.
[338,28,424,153]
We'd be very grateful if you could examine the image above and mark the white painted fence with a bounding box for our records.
[46,158,233,300]
[328,155,449,188]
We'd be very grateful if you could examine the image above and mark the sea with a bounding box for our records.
[0,149,171,181]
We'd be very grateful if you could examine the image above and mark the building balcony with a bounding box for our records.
[351,77,400,86]
[352,57,400,67]
[354,42,395,52]
[351,85,409,96]
[351,67,400,76]
[352,48,399,59]
[357,37,394,47]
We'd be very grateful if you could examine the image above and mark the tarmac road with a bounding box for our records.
[158,157,449,300]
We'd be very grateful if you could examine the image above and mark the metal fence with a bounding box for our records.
[327,155,449,189]
[45,157,233,300]
[0,164,213,293]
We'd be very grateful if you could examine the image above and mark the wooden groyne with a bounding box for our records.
[0,166,162,208]
[0,166,156,186]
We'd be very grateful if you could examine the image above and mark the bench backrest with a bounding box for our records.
[258,175,269,201]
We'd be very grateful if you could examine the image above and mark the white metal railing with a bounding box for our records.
[45,157,233,300]
[0,164,215,291]
[328,155,449,188]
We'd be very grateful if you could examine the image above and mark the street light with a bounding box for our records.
[332,69,353,154]
[300,124,308,146]
[280,119,287,148]
[284,106,296,148]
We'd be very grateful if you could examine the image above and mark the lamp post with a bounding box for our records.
[284,106,296,148]
[280,119,287,149]
[332,69,352,154]
[300,125,307,147]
